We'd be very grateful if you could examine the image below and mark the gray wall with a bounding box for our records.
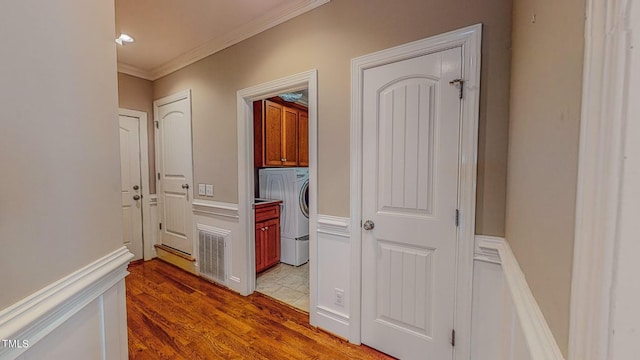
[506,0,586,355]
[0,0,121,309]
[152,0,513,236]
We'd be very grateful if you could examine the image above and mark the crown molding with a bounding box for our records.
[117,62,154,80]
[117,0,329,81]
[142,0,330,81]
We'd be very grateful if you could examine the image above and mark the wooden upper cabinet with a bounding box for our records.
[254,98,308,167]
[263,101,284,166]
[298,111,309,167]
[282,107,299,166]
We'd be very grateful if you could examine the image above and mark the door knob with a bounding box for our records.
[182,184,189,189]
[133,185,139,190]
[363,220,375,230]
[133,195,141,201]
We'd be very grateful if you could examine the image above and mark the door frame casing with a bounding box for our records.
[350,24,482,359]
[236,70,318,324]
[568,0,638,358]
[119,108,152,261]
[153,90,195,255]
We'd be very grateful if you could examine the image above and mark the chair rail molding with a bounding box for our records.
[476,236,564,360]
[192,199,240,219]
[0,247,133,359]
[317,214,350,238]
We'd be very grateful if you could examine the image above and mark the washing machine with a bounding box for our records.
[259,168,309,266]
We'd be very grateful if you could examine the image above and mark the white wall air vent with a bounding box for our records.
[197,224,230,285]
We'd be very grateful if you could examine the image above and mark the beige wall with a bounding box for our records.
[153,0,512,235]
[118,72,156,193]
[0,0,121,309]
[505,0,585,355]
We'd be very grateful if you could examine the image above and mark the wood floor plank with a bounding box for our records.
[126,260,394,359]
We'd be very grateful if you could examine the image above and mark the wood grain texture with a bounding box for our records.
[298,111,309,167]
[127,260,394,359]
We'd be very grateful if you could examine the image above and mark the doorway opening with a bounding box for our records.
[253,91,310,312]
[118,108,152,262]
[237,70,318,325]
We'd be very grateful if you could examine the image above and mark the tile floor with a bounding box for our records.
[256,262,309,312]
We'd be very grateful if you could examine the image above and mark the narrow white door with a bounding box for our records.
[155,91,194,255]
[119,115,143,261]
[361,47,462,359]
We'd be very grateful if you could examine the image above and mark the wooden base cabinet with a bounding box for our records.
[255,201,281,273]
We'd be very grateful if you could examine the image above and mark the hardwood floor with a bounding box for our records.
[126,259,394,359]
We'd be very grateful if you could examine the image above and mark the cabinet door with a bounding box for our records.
[263,218,281,268]
[298,110,309,166]
[282,106,299,166]
[255,222,265,272]
[264,100,284,166]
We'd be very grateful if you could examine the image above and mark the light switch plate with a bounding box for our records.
[198,184,206,196]
[205,184,214,196]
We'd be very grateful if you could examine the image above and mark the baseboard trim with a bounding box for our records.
[155,247,197,275]
[0,247,133,359]
[475,236,564,359]
[154,244,196,261]
[315,305,350,339]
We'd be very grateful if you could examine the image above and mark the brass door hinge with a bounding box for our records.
[449,79,464,99]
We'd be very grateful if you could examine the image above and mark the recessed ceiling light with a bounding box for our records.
[115,33,135,45]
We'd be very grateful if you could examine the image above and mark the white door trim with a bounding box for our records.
[350,24,482,359]
[119,108,152,261]
[569,1,635,359]
[236,70,319,323]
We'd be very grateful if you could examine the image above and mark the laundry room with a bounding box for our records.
[252,89,310,312]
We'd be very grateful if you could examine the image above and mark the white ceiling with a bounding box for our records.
[115,0,329,80]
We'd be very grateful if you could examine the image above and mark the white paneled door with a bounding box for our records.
[361,47,462,359]
[155,91,194,255]
[119,115,143,261]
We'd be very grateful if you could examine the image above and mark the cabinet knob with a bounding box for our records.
[281,158,286,162]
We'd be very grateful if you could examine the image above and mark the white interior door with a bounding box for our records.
[119,115,143,261]
[361,47,462,359]
[155,91,194,255]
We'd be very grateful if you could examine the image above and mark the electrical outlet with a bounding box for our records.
[198,184,206,196]
[334,288,345,307]
[205,184,214,196]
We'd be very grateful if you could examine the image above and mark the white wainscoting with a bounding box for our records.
[0,247,132,360]
[191,199,241,293]
[471,236,564,360]
[315,214,351,339]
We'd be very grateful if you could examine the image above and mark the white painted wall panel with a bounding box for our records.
[191,200,242,292]
[471,236,561,360]
[22,299,104,360]
[471,260,505,360]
